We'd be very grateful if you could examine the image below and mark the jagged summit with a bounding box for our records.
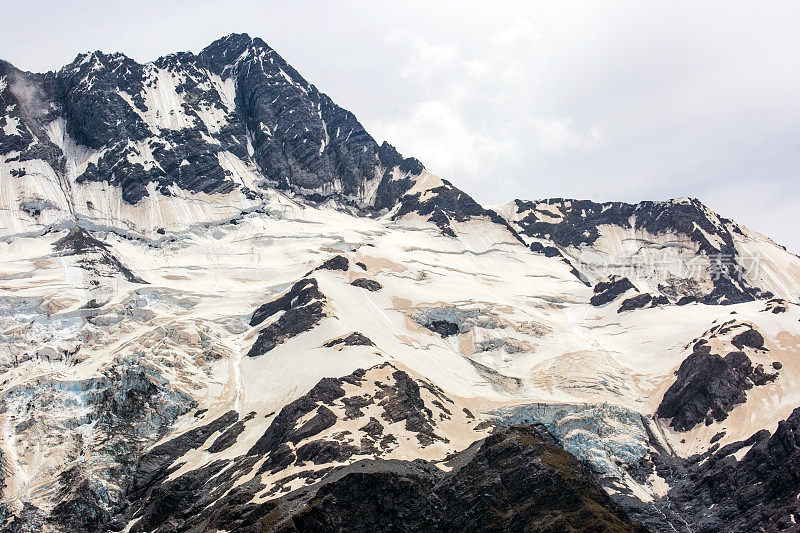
[199,32,275,71]
[51,33,270,76]
[1,34,437,214]
[60,33,272,78]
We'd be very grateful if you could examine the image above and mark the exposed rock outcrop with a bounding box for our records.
[118,425,649,533]
[350,278,382,292]
[265,425,647,532]
[53,226,145,284]
[591,276,636,307]
[248,279,327,357]
[657,337,777,431]
[507,198,774,304]
[324,332,375,348]
[315,255,349,272]
[622,407,800,533]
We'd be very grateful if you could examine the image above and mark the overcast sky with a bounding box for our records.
[3,1,799,252]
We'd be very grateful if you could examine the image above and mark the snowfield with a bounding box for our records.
[1,181,798,528]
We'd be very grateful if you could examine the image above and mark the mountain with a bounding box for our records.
[1,33,799,533]
[0,33,509,239]
[499,197,800,304]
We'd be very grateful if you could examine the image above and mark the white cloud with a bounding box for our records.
[529,118,604,153]
[490,17,539,48]
[370,100,516,178]
[387,30,459,81]
[9,73,44,119]
[376,25,602,186]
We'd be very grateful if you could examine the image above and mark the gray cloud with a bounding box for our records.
[2,0,799,252]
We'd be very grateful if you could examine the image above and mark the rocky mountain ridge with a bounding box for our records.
[0,33,509,240]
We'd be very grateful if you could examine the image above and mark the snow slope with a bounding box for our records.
[0,191,797,531]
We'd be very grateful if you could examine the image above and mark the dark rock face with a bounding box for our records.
[57,52,149,150]
[19,362,201,533]
[764,298,789,314]
[0,60,64,172]
[590,276,636,307]
[247,302,326,357]
[52,226,146,284]
[128,410,239,497]
[276,425,648,533]
[109,363,490,532]
[519,198,734,279]
[44,34,407,205]
[731,328,765,350]
[247,378,345,458]
[247,278,327,357]
[250,279,324,327]
[287,469,437,532]
[529,241,561,257]
[617,294,669,312]
[527,241,590,285]
[685,407,800,532]
[377,370,443,446]
[618,293,653,313]
[359,417,384,437]
[620,407,800,533]
[57,50,242,204]
[391,179,522,239]
[48,470,110,533]
[207,412,256,454]
[350,278,382,291]
[294,439,359,466]
[424,320,460,337]
[315,255,349,272]
[202,34,400,203]
[651,295,669,306]
[657,339,777,431]
[115,425,647,533]
[244,363,450,464]
[509,198,770,304]
[324,332,375,348]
